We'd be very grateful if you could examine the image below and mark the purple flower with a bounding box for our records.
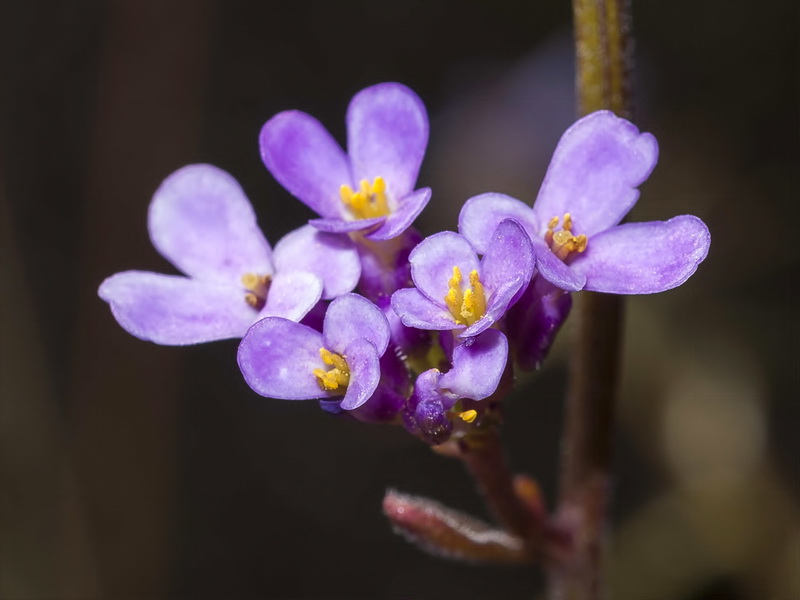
[98,164,360,345]
[237,293,390,411]
[391,219,535,339]
[259,82,431,241]
[405,329,508,444]
[459,111,711,294]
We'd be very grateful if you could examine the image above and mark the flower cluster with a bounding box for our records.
[99,82,710,445]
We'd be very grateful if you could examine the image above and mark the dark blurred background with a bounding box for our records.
[1,1,798,599]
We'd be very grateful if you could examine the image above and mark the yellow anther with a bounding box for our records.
[544,213,589,262]
[313,348,350,393]
[241,273,271,310]
[339,176,390,220]
[444,267,487,327]
[459,410,478,423]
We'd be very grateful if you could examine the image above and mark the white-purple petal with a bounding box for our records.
[237,317,326,400]
[439,330,509,400]
[272,224,360,299]
[322,293,390,355]
[346,82,429,200]
[365,187,431,241]
[479,219,535,305]
[531,237,587,292]
[308,216,385,234]
[571,215,711,294]
[409,231,480,305]
[99,271,257,345]
[339,338,382,410]
[260,270,322,322]
[458,193,538,254]
[390,288,461,331]
[148,164,273,285]
[259,111,352,219]
[532,110,659,236]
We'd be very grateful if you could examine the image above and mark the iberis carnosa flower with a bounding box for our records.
[259,82,431,241]
[459,110,710,294]
[99,164,360,345]
[391,219,535,340]
[237,293,390,412]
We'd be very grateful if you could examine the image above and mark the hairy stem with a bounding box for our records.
[549,0,633,598]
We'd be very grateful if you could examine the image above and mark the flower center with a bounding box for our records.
[340,176,390,220]
[544,213,588,261]
[313,348,350,394]
[444,266,487,327]
[241,273,272,311]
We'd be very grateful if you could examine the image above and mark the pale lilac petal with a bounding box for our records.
[237,318,326,399]
[531,237,586,292]
[309,216,385,234]
[571,215,711,294]
[479,219,535,304]
[409,231,480,305]
[440,330,509,400]
[322,293,390,355]
[98,271,256,345]
[259,111,352,218]
[458,193,538,254]
[347,82,428,199]
[148,164,273,284]
[261,271,322,321]
[272,225,360,299]
[459,280,519,339]
[340,338,381,410]
[365,187,431,241]
[532,111,658,236]
[390,288,460,331]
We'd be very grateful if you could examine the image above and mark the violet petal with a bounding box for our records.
[237,317,326,400]
[391,288,461,331]
[259,110,352,219]
[340,338,382,410]
[272,224,360,299]
[347,82,428,199]
[532,111,658,236]
[479,219,535,307]
[309,216,385,234]
[571,215,711,294]
[409,231,480,306]
[148,164,273,285]
[458,193,538,255]
[322,293,390,355]
[440,330,509,400]
[366,187,431,241]
[260,270,322,322]
[531,236,586,292]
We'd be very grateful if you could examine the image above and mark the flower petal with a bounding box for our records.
[237,317,326,400]
[365,187,431,241]
[571,215,711,294]
[322,293,390,355]
[347,82,429,199]
[309,216,385,234]
[261,270,322,321]
[459,280,518,339]
[148,164,273,284]
[272,224,360,299]
[479,219,535,308]
[391,288,461,331]
[259,111,352,218]
[440,330,509,400]
[98,271,256,345]
[340,338,382,410]
[458,193,538,254]
[531,236,586,292]
[409,231,480,305]
[532,111,658,236]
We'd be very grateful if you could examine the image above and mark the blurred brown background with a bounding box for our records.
[1,1,798,598]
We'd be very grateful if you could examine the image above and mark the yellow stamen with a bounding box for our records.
[459,410,478,423]
[241,273,272,310]
[313,348,350,393]
[339,176,390,220]
[444,267,487,327]
[545,212,589,261]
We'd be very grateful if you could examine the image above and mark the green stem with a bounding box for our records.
[549,1,633,598]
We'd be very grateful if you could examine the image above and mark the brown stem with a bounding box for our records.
[549,0,633,598]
